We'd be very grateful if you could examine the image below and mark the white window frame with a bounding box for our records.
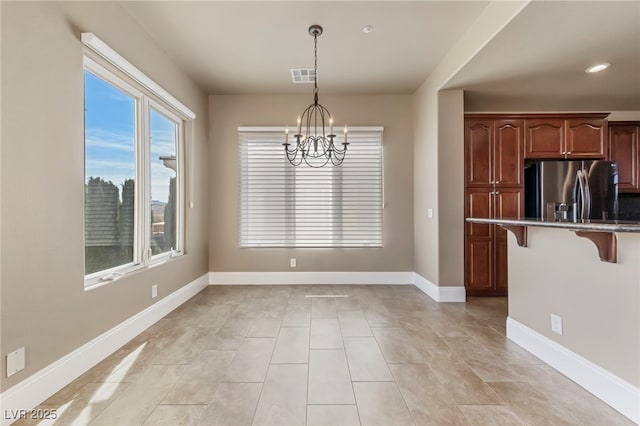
[82,34,194,289]
[147,99,186,264]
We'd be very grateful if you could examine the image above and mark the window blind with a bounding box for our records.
[239,127,383,248]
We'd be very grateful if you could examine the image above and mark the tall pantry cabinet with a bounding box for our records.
[464,118,524,296]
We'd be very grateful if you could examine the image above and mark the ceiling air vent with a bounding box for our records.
[290,68,316,84]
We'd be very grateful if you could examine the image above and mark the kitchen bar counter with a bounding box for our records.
[465,217,640,233]
[501,225,639,422]
[466,217,640,263]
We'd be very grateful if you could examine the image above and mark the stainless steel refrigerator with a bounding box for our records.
[524,160,618,221]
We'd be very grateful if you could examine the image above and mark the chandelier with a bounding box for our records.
[284,25,348,168]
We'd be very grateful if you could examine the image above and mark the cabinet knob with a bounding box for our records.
[567,152,572,155]
[495,191,500,194]
[495,180,500,184]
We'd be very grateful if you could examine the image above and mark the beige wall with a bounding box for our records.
[508,229,640,387]
[1,1,209,391]
[413,81,441,283]
[413,1,528,285]
[209,95,413,272]
[437,91,465,286]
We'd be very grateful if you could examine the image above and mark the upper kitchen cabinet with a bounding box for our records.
[494,120,525,186]
[465,119,492,186]
[524,114,609,160]
[465,118,524,187]
[565,118,608,159]
[525,119,564,159]
[609,122,640,193]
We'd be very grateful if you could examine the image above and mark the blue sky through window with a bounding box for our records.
[85,71,177,203]
[84,70,135,197]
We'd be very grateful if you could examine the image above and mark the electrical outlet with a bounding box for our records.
[427,208,433,219]
[152,284,158,299]
[290,258,296,268]
[6,347,25,377]
[551,314,563,335]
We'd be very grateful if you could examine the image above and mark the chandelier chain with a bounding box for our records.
[314,32,318,92]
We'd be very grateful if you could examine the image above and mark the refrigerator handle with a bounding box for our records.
[577,169,587,220]
[583,169,592,219]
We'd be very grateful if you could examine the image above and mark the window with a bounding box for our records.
[150,106,180,256]
[239,127,383,247]
[83,37,193,287]
[84,70,137,275]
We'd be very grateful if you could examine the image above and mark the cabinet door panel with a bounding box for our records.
[566,119,607,159]
[494,188,524,219]
[465,238,494,291]
[525,119,564,159]
[493,189,523,296]
[494,120,524,187]
[609,124,639,192]
[465,188,493,238]
[465,119,492,186]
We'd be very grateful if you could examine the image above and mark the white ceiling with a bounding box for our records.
[445,1,640,111]
[121,1,488,95]
[122,1,640,110]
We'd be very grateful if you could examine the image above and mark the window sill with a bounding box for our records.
[84,252,185,291]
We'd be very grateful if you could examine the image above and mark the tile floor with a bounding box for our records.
[16,285,632,426]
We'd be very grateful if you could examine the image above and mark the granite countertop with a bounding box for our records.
[465,217,640,233]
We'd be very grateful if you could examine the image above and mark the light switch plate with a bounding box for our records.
[290,258,297,268]
[7,347,25,377]
[152,284,158,299]
[427,208,433,219]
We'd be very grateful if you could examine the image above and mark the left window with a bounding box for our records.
[84,54,187,287]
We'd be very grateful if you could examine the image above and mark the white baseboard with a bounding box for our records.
[0,273,209,426]
[506,317,639,424]
[413,273,466,302]
[209,271,414,285]
[209,271,466,303]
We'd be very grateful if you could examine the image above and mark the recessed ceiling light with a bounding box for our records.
[585,63,611,73]
[363,25,373,34]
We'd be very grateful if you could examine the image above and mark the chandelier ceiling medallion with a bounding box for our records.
[284,25,348,167]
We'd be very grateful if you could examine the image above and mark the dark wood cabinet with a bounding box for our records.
[464,186,523,297]
[465,119,524,187]
[494,188,524,220]
[465,116,525,297]
[465,238,494,293]
[464,187,494,294]
[465,188,493,238]
[609,122,640,193]
[465,119,492,186]
[494,120,525,186]
[565,118,607,159]
[525,114,608,160]
[525,119,565,159]
[493,189,524,293]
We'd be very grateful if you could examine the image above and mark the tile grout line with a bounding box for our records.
[244,299,278,426]
[368,324,417,426]
[338,306,363,426]
[305,310,312,426]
